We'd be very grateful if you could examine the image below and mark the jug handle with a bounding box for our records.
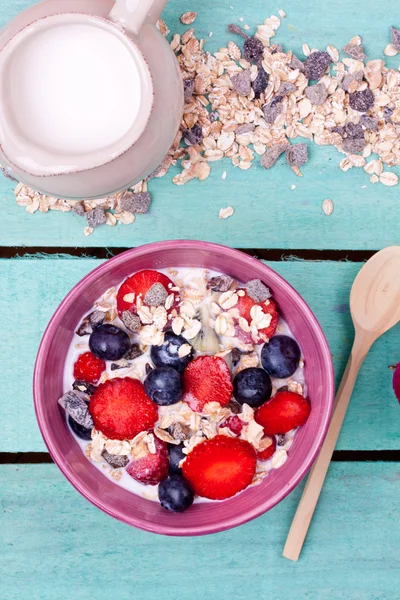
[109,0,167,35]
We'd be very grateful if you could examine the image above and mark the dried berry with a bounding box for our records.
[144,282,168,307]
[262,96,283,123]
[383,107,394,122]
[227,398,243,414]
[345,122,364,138]
[340,71,363,92]
[227,23,248,39]
[252,67,269,99]
[119,191,151,215]
[231,70,251,96]
[183,79,195,103]
[76,315,92,337]
[85,207,106,229]
[89,310,105,328]
[72,202,85,217]
[207,274,234,292]
[235,123,255,135]
[58,391,93,429]
[359,115,379,131]
[123,344,143,360]
[286,143,309,167]
[243,37,264,63]
[305,82,327,106]
[342,137,366,154]
[289,54,305,72]
[277,82,296,95]
[102,450,129,469]
[145,363,154,375]
[391,27,400,50]
[72,380,96,395]
[304,51,331,80]
[349,88,374,112]
[169,422,190,441]
[277,434,286,446]
[343,43,366,61]
[261,143,288,169]
[245,279,271,302]
[183,124,202,145]
[121,310,141,332]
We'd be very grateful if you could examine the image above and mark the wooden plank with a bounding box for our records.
[0,0,399,249]
[1,463,399,599]
[1,258,399,452]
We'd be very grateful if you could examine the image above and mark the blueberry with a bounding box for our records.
[68,415,92,440]
[150,330,194,373]
[261,335,301,379]
[144,366,183,406]
[168,443,186,474]
[233,367,272,407]
[89,324,130,361]
[158,474,194,512]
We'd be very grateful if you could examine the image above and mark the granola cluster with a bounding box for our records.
[11,11,400,233]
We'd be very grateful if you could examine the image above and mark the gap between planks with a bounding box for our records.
[0,247,380,261]
[0,450,399,464]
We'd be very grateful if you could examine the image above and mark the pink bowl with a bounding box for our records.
[34,241,334,536]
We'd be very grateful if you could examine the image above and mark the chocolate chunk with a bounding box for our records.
[183,124,203,145]
[102,450,129,469]
[85,207,106,229]
[123,344,143,360]
[121,310,141,332]
[342,137,366,154]
[231,70,251,95]
[343,43,366,61]
[207,274,234,292]
[340,71,363,92]
[359,115,379,131]
[119,191,151,215]
[391,27,400,51]
[262,96,283,124]
[349,88,374,112]
[252,67,269,99]
[235,123,255,135]
[227,24,248,39]
[286,143,309,167]
[89,310,105,328]
[277,82,296,95]
[169,423,190,441]
[72,380,96,395]
[383,107,394,122]
[243,37,264,63]
[304,51,331,80]
[305,82,327,106]
[345,122,364,138]
[245,279,271,302]
[58,391,93,429]
[261,143,289,169]
[76,315,92,337]
[289,54,305,73]
[183,79,195,103]
[144,282,168,307]
[72,202,85,217]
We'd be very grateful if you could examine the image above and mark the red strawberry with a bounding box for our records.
[236,291,278,343]
[89,377,158,440]
[255,390,311,435]
[73,351,105,384]
[126,435,169,485]
[257,435,276,460]
[221,415,244,435]
[182,435,257,500]
[117,269,176,316]
[183,356,233,412]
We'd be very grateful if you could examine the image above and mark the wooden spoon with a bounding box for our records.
[283,246,400,561]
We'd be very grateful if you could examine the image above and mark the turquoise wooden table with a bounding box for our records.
[1,1,399,599]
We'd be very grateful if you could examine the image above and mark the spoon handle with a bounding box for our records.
[283,333,371,561]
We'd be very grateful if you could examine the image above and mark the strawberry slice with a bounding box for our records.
[183,356,233,412]
[236,291,278,344]
[89,377,158,440]
[255,390,311,435]
[182,435,257,500]
[116,269,176,316]
[257,435,276,460]
[126,435,169,485]
[73,351,105,384]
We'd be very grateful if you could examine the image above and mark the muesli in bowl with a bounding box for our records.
[60,265,311,512]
